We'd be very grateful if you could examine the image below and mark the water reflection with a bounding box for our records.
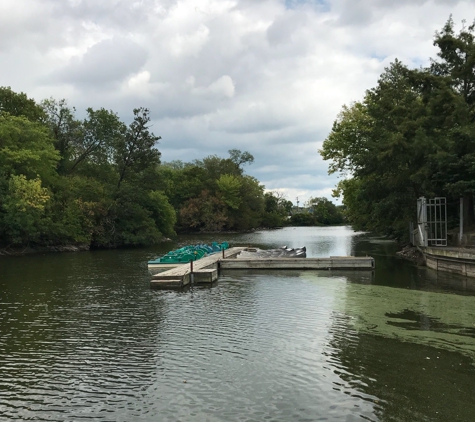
[252,226,358,257]
[1,226,475,421]
[0,253,165,421]
[326,274,475,421]
[328,326,475,422]
[179,226,362,258]
[420,267,475,293]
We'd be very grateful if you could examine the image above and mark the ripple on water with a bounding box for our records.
[1,251,475,421]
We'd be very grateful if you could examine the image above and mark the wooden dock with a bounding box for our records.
[148,263,180,272]
[150,248,374,288]
[150,247,245,288]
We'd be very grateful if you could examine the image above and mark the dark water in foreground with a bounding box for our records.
[1,226,474,421]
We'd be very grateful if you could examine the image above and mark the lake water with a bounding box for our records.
[1,226,474,421]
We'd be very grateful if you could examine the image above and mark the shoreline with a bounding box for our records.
[395,245,425,266]
[0,244,91,256]
[0,225,350,257]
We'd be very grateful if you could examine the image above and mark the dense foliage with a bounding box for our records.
[320,18,475,241]
[0,87,340,249]
[0,89,175,248]
[290,197,345,226]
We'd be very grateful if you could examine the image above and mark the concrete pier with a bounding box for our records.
[420,246,475,277]
[150,247,375,288]
[220,256,374,270]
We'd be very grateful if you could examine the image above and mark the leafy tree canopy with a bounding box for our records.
[0,87,45,122]
[320,17,475,239]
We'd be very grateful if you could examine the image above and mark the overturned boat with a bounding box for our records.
[237,246,306,259]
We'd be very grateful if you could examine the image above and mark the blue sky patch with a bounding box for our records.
[285,0,330,12]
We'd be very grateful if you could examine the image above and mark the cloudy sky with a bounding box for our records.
[1,0,473,205]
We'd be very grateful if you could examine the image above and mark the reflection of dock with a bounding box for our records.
[219,269,375,284]
[150,247,375,289]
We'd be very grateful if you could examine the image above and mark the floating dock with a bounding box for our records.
[150,247,375,289]
[220,256,375,270]
[148,262,180,272]
[150,247,245,288]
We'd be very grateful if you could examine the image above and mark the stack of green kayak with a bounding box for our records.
[148,242,229,265]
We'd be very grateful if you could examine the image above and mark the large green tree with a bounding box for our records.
[161,150,266,232]
[320,18,475,239]
[2,175,51,245]
[41,98,82,173]
[0,87,45,122]
[321,61,424,237]
[0,113,59,245]
[261,191,293,228]
[0,113,59,183]
[115,107,161,189]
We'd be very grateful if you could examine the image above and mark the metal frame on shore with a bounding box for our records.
[149,247,375,289]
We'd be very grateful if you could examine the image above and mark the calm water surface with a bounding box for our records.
[1,227,475,421]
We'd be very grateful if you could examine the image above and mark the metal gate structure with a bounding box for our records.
[416,197,447,247]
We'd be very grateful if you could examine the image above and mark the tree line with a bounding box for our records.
[0,87,343,249]
[320,17,475,241]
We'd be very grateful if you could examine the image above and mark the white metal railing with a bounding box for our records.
[415,197,447,247]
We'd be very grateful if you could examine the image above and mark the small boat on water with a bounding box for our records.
[148,242,229,268]
[237,245,306,259]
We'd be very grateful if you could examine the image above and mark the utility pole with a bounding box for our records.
[296,197,299,213]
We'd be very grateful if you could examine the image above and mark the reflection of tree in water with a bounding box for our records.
[352,234,475,295]
[386,309,475,338]
[352,235,399,257]
[327,312,475,421]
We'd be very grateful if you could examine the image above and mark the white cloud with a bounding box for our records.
[1,0,473,206]
[193,75,236,98]
[53,37,148,88]
[168,24,210,57]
